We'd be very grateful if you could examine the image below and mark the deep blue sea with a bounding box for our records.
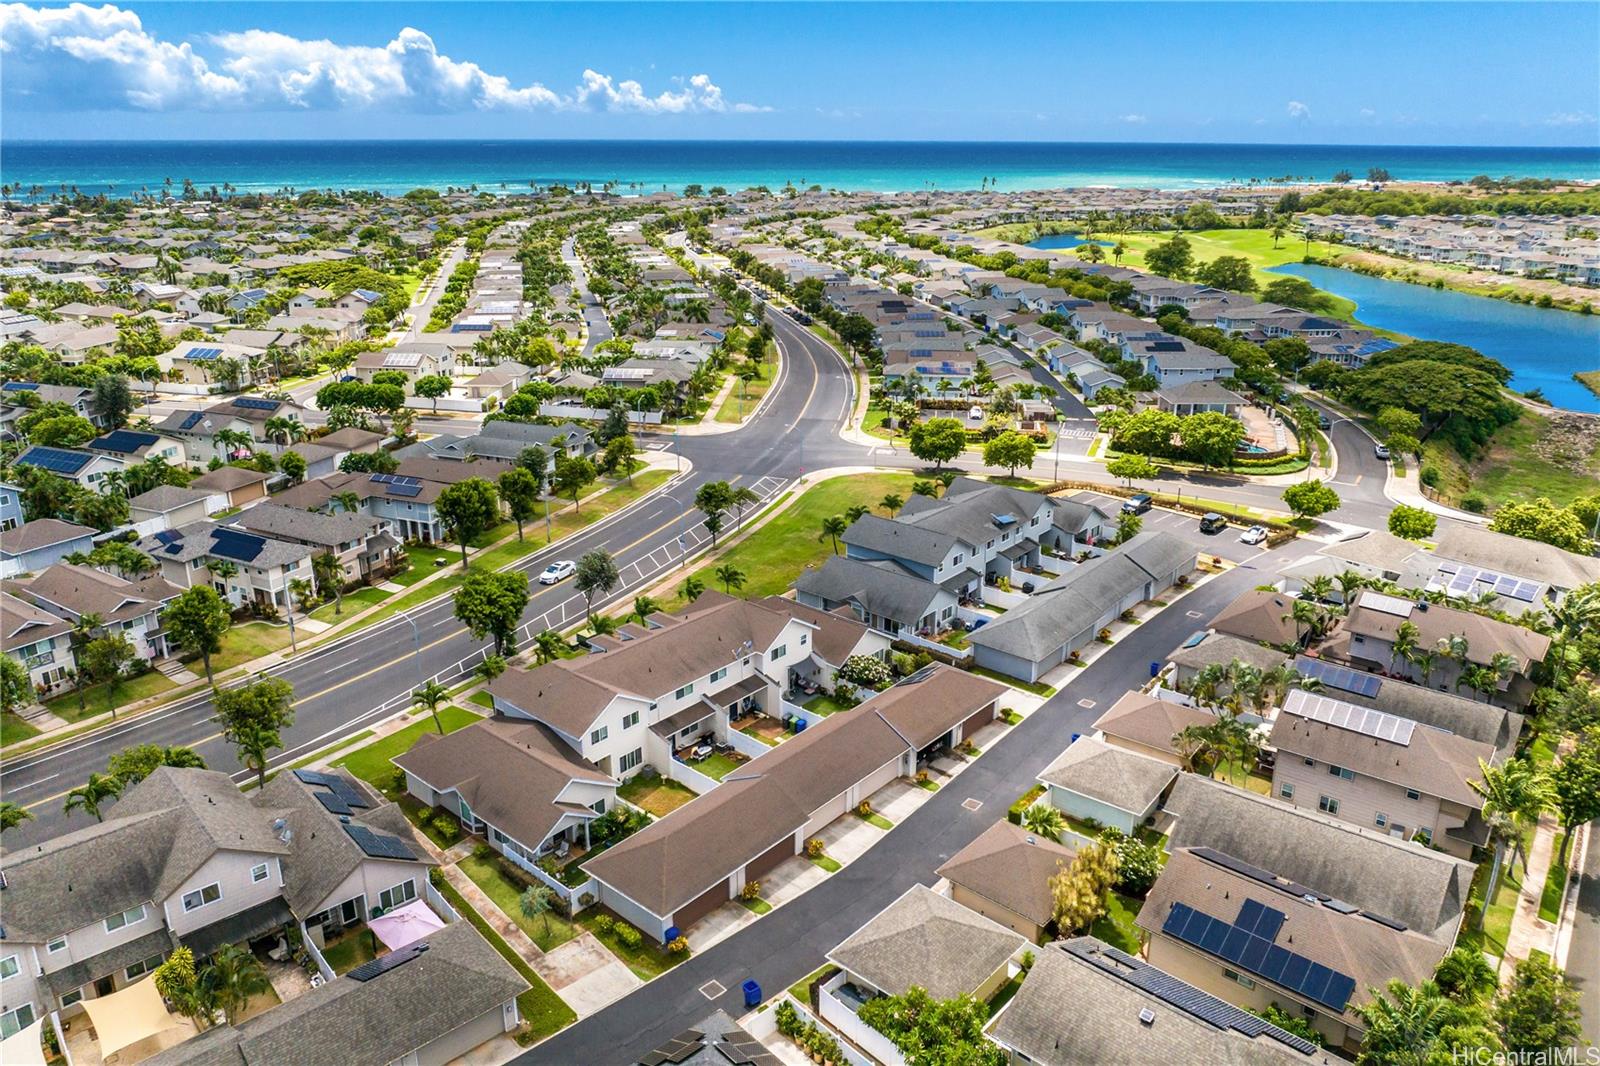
[3,140,1597,196]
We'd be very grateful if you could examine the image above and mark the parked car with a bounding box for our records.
[968,405,984,421]
[1122,493,1153,515]
[1374,443,1391,460]
[1199,513,1228,535]
[1317,415,1331,430]
[1239,525,1269,545]
[539,560,577,585]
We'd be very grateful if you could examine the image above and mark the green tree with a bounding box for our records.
[1388,504,1437,541]
[552,454,596,513]
[1261,276,1335,314]
[312,551,345,616]
[983,431,1037,477]
[1106,453,1159,486]
[435,477,500,568]
[92,374,137,428]
[818,514,849,555]
[154,946,217,1032]
[517,444,549,484]
[533,629,565,665]
[278,450,307,483]
[680,575,705,603]
[0,655,29,719]
[519,884,556,939]
[454,568,531,655]
[412,679,451,734]
[1112,408,1182,458]
[602,434,637,483]
[715,563,746,596]
[695,480,735,547]
[574,549,620,623]
[204,943,271,1027]
[1433,946,1497,1005]
[1282,481,1341,521]
[1116,510,1143,544]
[1488,498,1593,554]
[497,467,541,542]
[63,771,124,823]
[412,373,452,414]
[1178,411,1246,470]
[1144,234,1195,279]
[213,674,296,789]
[1195,255,1257,293]
[1022,803,1066,841]
[0,800,34,836]
[855,986,1007,1066]
[1495,953,1583,1055]
[880,492,904,516]
[79,631,134,715]
[1356,979,1498,1065]
[107,743,206,785]
[1049,839,1121,933]
[1469,757,1551,907]
[633,595,661,623]
[907,417,966,470]
[27,412,99,447]
[476,653,506,686]
[1549,729,1600,864]
[164,586,230,688]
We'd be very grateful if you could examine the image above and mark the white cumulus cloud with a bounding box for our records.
[0,2,767,115]
[1286,100,1311,120]
[1119,113,1147,125]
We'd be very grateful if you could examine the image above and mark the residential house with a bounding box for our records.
[1211,588,1305,647]
[755,596,893,691]
[155,397,311,465]
[167,340,262,388]
[271,458,514,545]
[128,486,215,530]
[0,479,22,532]
[935,819,1077,942]
[1091,689,1216,767]
[1,590,74,697]
[85,429,186,468]
[134,521,313,612]
[7,563,182,664]
[13,446,126,491]
[414,420,595,466]
[1130,337,1236,386]
[231,503,398,586]
[1432,523,1600,603]
[1155,380,1250,418]
[1037,735,1179,836]
[0,519,97,579]
[188,466,270,510]
[793,555,961,639]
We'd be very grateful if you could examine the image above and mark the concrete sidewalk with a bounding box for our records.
[1502,811,1562,977]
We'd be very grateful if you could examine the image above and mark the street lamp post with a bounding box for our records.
[403,614,424,682]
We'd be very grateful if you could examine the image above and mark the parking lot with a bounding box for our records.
[1074,491,1275,565]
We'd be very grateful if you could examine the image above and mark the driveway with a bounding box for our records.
[867,779,932,824]
[762,855,831,908]
[535,933,640,1017]
[687,901,761,954]
[817,815,886,865]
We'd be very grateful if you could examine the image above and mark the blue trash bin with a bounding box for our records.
[1150,661,1161,677]
[742,979,762,1008]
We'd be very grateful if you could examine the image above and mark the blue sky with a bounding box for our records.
[2,2,1596,145]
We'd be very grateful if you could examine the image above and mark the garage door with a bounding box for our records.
[674,878,731,930]
[746,834,797,881]
[957,702,997,742]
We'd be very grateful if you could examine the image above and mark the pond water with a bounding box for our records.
[1027,233,1115,250]
[1268,262,1600,413]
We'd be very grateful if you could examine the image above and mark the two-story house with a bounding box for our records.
[0,519,97,580]
[7,563,183,664]
[13,446,127,491]
[154,397,312,465]
[1,590,74,698]
[231,503,398,586]
[134,521,313,613]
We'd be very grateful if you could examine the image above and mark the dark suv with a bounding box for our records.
[1199,512,1228,535]
[1122,494,1153,515]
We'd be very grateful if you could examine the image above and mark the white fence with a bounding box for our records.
[727,728,777,761]
[300,921,336,983]
[778,698,829,731]
[785,991,879,1066]
[539,401,663,424]
[405,394,484,413]
[820,972,904,1066]
[424,877,460,923]
[898,629,972,663]
[981,585,1030,610]
[667,757,721,794]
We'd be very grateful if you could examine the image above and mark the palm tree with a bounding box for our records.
[534,629,566,665]
[1271,221,1288,249]
[1355,980,1467,1064]
[1391,619,1421,671]
[1286,598,1332,644]
[203,944,271,1027]
[633,596,661,623]
[880,493,905,516]
[332,491,362,515]
[1333,569,1367,606]
[1469,757,1552,913]
[205,560,239,599]
[844,504,870,524]
[715,564,746,596]
[0,801,34,836]
[412,679,450,734]
[263,416,298,446]
[520,884,556,940]
[729,486,760,531]
[288,577,318,615]
[1022,804,1066,842]
[63,772,124,823]
[680,576,705,603]
[1410,646,1440,687]
[67,611,106,713]
[313,552,345,616]
[818,515,849,555]
[1300,574,1335,605]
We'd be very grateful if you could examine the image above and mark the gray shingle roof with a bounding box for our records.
[794,555,948,626]
[827,884,1024,998]
[1038,736,1178,814]
[935,819,1075,928]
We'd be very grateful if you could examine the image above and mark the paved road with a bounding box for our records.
[523,538,1316,1064]
[1567,823,1600,1043]
[560,237,613,357]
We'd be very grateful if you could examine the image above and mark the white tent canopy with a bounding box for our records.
[0,1016,50,1066]
[80,975,185,1059]
[370,899,445,952]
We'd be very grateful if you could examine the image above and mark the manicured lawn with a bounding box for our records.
[434,876,575,1044]
[1462,855,1519,960]
[1089,893,1145,956]
[45,669,176,723]
[741,897,773,915]
[391,543,457,586]
[664,472,915,610]
[308,586,391,622]
[688,751,747,781]
[458,852,580,951]
[803,693,856,717]
[575,906,687,980]
[1,711,42,746]
[1218,765,1274,797]
[618,774,697,817]
[855,810,894,830]
[333,704,481,791]
[987,974,1025,1019]
[321,925,379,975]
[788,963,839,1006]
[1540,835,1569,924]
[469,690,496,709]
[809,853,842,873]
[970,666,1056,698]
[739,723,780,747]
[714,366,774,423]
[205,621,294,673]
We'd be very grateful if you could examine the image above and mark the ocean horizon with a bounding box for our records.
[4,139,1597,196]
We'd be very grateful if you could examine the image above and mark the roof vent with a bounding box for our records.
[1138,1008,1156,1026]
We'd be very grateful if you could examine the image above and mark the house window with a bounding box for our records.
[251,863,270,883]
[590,799,607,814]
[125,953,163,981]
[60,989,83,1008]
[589,726,608,744]
[770,644,787,660]
[709,668,728,684]
[1328,764,1355,781]
[800,633,808,646]
[0,1004,35,1040]
[1302,757,1314,767]
[0,955,17,981]
[379,880,416,911]
[105,905,146,932]
[953,554,963,565]
[1318,795,1340,815]
[620,748,643,773]
[1222,968,1256,990]
[1375,812,1389,829]
[182,883,222,912]
[622,710,639,729]
[47,938,67,955]
[1405,788,1421,801]
[674,683,694,700]
[1279,782,1295,799]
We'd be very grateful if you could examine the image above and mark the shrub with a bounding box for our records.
[805,837,825,858]
[838,654,893,689]
[1105,831,1163,898]
[1419,464,1441,488]
[472,842,496,863]
[1008,784,1046,825]
[1020,950,1036,974]
[740,880,762,901]
[667,936,690,954]
[591,914,614,935]
[430,815,460,844]
[1460,491,1489,514]
[776,999,801,1038]
[614,923,642,950]
[855,800,873,817]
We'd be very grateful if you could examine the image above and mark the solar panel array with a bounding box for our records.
[232,397,279,411]
[18,447,90,474]
[1293,655,1382,698]
[638,1029,705,1066]
[370,472,423,498]
[2,381,39,391]
[1063,942,1319,1055]
[93,429,159,454]
[179,412,205,430]
[343,823,416,861]
[713,1033,780,1066]
[1358,590,1417,618]
[185,346,223,360]
[209,527,268,563]
[346,941,429,983]
[294,769,370,812]
[153,530,182,546]
[1434,561,1540,604]
[1287,689,1416,746]
[382,351,422,367]
[1163,901,1358,1012]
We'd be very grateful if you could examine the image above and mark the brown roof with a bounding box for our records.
[1139,848,1448,1016]
[935,819,1075,927]
[1342,592,1550,672]
[827,885,1025,999]
[1211,588,1302,646]
[758,595,875,666]
[0,517,96,555]
[190,465,269,492]
[866,664,1006,748]
[13,563,180,625]
[1091,691,1214,757]
[1269,691,1493,808]
[1,590,72,650]
[1038,736,1178,815]
[392,715,612,853]
[315,427,385,452]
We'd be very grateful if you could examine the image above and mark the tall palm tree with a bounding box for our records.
[312,552,345,616]
[729,486,760,531]
[679,576,705,603]
[1333,569,1367,605]
[205,560,239,598]
[633,596,661,623]
[818,515,849,555]
[845,504,870,525]
[533,629,565,665]
[64,772,124,823]
[203,944,271,1027]
[288,577,318,615]
[715,564,746,596]
[1391,619,1421,671]
[880,493,905,516]
[1469,757,1552,911]
[1355,980,1470,1064]
[1300,574,1335,605]
[412,679,450,734]
[0,801,34,836]
[68,611,106,713]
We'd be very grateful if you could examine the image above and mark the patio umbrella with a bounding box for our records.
[80,974,186,1060]
[368,899,445,952]
[0,1016,49,1066]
